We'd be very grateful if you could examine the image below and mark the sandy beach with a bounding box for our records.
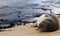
[0,18,60,36]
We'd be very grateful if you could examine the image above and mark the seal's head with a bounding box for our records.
[36,13,59,32]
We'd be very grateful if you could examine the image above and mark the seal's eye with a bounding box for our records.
[45,15,48,17]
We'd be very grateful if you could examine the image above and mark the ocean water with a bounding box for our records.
[0,0,60,28]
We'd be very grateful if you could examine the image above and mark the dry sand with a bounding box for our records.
[0,18,60,36]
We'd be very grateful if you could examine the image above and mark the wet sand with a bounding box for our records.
[0,18,60,36]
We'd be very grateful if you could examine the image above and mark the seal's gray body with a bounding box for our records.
[36,13,59,32]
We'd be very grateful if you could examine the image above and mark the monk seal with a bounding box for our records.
[36,13,59,32]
